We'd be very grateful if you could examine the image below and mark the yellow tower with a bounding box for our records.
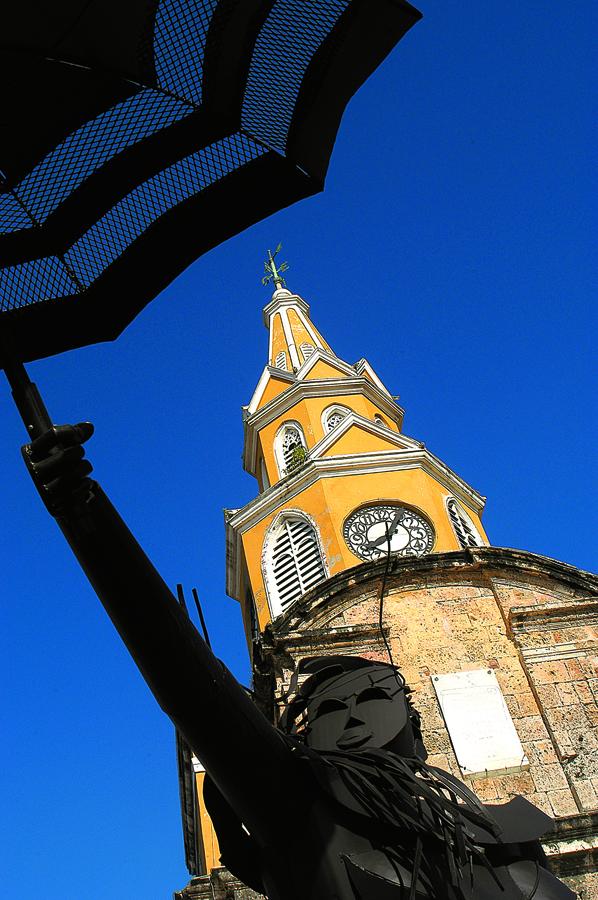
[225,251,489,641]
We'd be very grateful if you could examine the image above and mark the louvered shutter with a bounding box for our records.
[447,499,483,548]
[271,517,326,613]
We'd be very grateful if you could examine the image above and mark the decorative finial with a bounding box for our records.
[262,243,289,290]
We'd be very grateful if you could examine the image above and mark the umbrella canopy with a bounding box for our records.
[0,0,420,363]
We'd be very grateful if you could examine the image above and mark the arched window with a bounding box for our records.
[322,404,350,434]
[447,498,484,548]
[300,342,315,361]
[374,414,387,427]
[275,351,287,371]
[264,514,327,615]
[274,422,307,477]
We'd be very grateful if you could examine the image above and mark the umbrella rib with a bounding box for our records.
[3,184,38,231]
[44,0,98,56]
[44,53,201,110]
[0,45,200,111]
[239,127,316,182]
[239,127,281,158]
[5,184,86,296]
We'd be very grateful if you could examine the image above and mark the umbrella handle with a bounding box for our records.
[0,330,53,439]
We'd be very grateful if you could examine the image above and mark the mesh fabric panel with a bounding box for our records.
[154,0,219,104]
[0,189,33,234]
[0,257,79,310]
[3,91,192,231]
[0,0,414,347]
[0,133,266,310]
[1,0,225,237]
[242,0,350,154]
[65,133,265,287]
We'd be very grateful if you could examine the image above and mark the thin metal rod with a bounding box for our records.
[191,587,212,648]
[176,583,189,616]
[0,328,53,439]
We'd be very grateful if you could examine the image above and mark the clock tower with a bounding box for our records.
[225,251,488,640]
[176,252,598,900]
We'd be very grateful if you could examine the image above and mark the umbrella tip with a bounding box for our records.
[261,243,290,295]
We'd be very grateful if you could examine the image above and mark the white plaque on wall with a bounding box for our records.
[431,669,528,778]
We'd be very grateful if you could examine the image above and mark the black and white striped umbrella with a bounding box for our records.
[0,0,420,365]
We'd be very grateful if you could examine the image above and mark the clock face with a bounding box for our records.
[343,504,434,561]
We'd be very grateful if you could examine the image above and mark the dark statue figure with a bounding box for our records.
[21,423,575,900]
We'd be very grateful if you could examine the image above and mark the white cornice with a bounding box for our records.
[310,411,420,460]
[243,377,405,474]
[225,447,486,601]
[354,358,392,398]
[262,290,310,326]
[246,365,296,417]
[295,347,355,380]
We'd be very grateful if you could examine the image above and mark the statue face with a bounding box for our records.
[302,666,412,753]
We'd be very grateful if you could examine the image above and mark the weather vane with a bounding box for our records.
[262,243,289,289]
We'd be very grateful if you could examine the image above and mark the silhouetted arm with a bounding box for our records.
[22,424,290,838]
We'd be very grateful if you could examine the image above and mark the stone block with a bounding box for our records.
[566,659,590,681]
[552,729,577,759]
[547,789,578,817]
[584,704,598,728]
[549,705,589,733]
[536,684,561,708]
[574,779,598,810]
[526,791,553,815]
[528,740,559,766]
[532,661,571,684]
[517,715,549,742]
[470,778,499,801]
[557,682,580,706]
[492,771,535,798]
[511,692,536,716]
[574,682,595,705]
[532,763,570,794]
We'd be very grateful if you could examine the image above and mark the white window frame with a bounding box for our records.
[274,421,308,478]
[261,509,328,618]
[446,497,484,548]
[321,404,351,435]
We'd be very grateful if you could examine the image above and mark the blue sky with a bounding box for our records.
[1,2,595,897]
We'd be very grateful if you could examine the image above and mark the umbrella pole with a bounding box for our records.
[0,332,53,440]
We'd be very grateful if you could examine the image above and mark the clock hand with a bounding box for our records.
[387,509,403,536]
[362,512,404,551]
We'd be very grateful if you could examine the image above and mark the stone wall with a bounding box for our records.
[256,547,598,891]
[509,597,598,811]
[177,548,597,897]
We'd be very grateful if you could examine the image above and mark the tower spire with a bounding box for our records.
[260,248,333,370]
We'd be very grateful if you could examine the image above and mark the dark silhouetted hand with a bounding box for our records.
[22,423,95,516]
